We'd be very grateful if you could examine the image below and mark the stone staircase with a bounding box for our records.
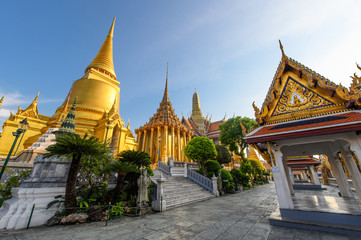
[152,169,215,210]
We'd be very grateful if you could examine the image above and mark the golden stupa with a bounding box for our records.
[0,18,137,158]
[135,64,193,166]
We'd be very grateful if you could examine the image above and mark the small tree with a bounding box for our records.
[45,133,111,211]
[215,144,232,165]
[117,150,151,169]
[219,116,257,159]
[184,137,217,169]
[102,161,139,202]
[117,150,152,198]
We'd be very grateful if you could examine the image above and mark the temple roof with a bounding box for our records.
[246,110,361,143]
[135,68,192,134]
[17,92,39,119]
[208,120,223,132]
[85,18,116,80]
[251,41,361,127]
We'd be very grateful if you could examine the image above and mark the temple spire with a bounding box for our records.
[161,62,170,103]
[85,18,116,80]
[0,96,4,111]
[192,89,203,119]
[58,97,78,133]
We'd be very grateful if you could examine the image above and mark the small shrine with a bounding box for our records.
[246,41,361,234]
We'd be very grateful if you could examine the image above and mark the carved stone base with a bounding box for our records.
[0,187,65,229]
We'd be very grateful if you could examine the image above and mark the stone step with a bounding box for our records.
[166,195,214,209]
[152,168,214,211]
[164,193,212,201]
[164,186,210,194]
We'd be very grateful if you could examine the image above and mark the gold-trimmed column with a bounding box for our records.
[171,127,175,158]
[138,132,142,151]
[156,126,160,165]
[142,130,147,152]
[183,131,187,162]
[164,125,168,162]
[177,128,181,161]
[150,128,154,160]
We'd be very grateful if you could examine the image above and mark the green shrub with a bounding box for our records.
[219,169,235,192]
[231,168,250,187]
[110,202,125,216]
[204,160,221,173]
[215,145,232,165]
[0,169,31,207]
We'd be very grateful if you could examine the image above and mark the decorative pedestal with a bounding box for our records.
[0,129,71,229]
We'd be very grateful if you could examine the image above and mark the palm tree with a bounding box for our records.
[117,150,151,169]
[45,133,111,211]
[102,161,139,202]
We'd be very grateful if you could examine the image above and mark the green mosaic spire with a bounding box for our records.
[58,97,77,133]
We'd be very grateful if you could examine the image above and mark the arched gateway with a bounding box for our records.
[246,41,361,234]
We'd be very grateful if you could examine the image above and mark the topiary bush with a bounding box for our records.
[231,168,250,187]
[204,160,221,178]
[219,169,235,192]
[215,145,232,165]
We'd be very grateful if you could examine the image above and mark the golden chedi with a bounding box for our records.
[135,65,193,167]
[0,18,137,158]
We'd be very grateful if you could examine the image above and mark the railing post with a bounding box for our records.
[184,162,188,178]
[212,174,219,196]
[169,156,174,176]
[153,173,166,211]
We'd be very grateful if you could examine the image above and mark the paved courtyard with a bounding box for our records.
[1,183,360,240]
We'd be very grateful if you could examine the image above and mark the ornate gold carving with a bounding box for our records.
[252,101,260,119]
[272,78,334,117]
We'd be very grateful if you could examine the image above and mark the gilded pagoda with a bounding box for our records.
[135,65,193,166]
[182,90,224,144]
[0,18,137,157]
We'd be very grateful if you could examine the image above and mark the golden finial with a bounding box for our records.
[0,96,4,111]
[85,18,116,79]
[127,119,130,129]
[162,62,170,103]
[240,122,247,136]
[357,62,361,72]
[279,40,286,59]
[252,101,260,117]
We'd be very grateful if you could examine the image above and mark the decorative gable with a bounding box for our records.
[271,77,335,117]
[251,41,360,126]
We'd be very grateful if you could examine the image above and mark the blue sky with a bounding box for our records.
[1,0,361,132]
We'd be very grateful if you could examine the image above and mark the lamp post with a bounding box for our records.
[0,118,29,180]
[13,123,28,156]
[104,121,111,144]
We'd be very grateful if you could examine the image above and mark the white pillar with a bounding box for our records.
[307,167,315,184]
[340,147,361,201]
[289,167,295,184]
[309,166,320,185]
[271,147,294,209]
[282,158,295,195]
[327,154,353,198]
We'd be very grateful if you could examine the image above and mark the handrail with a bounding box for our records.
[158,161,171,175]
[187,168,213,192]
